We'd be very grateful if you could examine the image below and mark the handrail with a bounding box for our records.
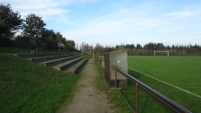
[115,67,191,113]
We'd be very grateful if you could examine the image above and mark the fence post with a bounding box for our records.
[135,83,139,113]
[115,68,117,89]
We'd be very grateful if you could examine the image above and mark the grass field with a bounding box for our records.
[124,56,201,113]
[0,47,79,113]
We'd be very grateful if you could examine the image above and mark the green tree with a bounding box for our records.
[0,3,23,46]
[23,14,46,50]
[65,40,75,51]
[42,29,57,50]
[14,35,31,49]
[23,14,46,38]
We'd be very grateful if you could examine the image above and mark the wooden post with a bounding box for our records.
[115,68,117,89]
[135,83,139,113]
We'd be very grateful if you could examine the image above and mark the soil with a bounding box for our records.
[62,58,116,113]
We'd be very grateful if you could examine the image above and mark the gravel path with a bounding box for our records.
[62,58,115,113]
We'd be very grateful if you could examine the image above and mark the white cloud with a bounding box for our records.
[64,8,162,46]
[64,4,201,46]
[6,0,68,18]
[4,0,201,46]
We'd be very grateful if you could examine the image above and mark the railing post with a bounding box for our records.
[116,68,191,113]
[115,68,117,89]
[135,83,139,113]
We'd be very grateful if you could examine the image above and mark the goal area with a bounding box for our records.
[154,51,169,56]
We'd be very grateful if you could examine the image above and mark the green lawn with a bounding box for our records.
[0,47,79,113]
[125,56,201,113]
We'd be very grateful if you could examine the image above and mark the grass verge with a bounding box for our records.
[94,59,131,113]
[0,47,79,113]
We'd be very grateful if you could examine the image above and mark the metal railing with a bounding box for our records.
[115,67,192,113]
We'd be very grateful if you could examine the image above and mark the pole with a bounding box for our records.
[135,83,139,113]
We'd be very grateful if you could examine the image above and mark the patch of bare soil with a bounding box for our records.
[62,58,115,113]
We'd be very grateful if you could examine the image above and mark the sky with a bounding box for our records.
[2,0,201,47]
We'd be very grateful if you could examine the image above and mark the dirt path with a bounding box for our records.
[62,58,115,113]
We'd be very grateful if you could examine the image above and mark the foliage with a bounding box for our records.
[14,35,32,49]
[0,21,9,34]
[41,29,57,50]
[0,3,23,46]
[0,2,76,51]
[94,43,104,52]
[65,40,75,51]
[23,14,46,38]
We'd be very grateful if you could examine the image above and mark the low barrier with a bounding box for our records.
[95,50,191,112]
[114,67,191,113]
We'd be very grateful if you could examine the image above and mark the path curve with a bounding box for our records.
[62,58,115,113]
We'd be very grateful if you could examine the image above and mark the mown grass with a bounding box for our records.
[94,59,108,91]
[94,59,132,113]
[0,47,79,113]
[126,56,201,113]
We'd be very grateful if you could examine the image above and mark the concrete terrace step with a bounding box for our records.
[30,55,70,63]
[17,53,88,74]
[65,59,88,74]
[40,56,78,67]
[17,53,63,58]
[53,57,83,71]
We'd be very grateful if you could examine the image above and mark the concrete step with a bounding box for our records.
[53,57,83,71]
[40,56,78,67]
[17,53,63,58]
[30,55,70,63]
[65,59,88,74]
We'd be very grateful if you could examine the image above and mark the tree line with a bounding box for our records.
[0,3,75,51]
[94,42,201,56]
[2,2,200,55]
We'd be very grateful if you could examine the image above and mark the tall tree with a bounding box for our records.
[41,29,57,50]
[23,14,46,38]
[0,3,23,46]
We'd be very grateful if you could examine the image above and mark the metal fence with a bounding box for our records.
[95,50,191,113]
[115,68,191,113]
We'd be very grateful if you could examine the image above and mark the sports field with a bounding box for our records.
[126,56,201,113]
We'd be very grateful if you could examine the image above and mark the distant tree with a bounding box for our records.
[0,3,23,46]
[65,40,75,51]
[145,42,156,50]
[130,44,135,49]
[167,45,171,50]
[115,45,119,49]
[156,43,165,50]
[116,45,124,50]
[104,46,115,52]
[94,43,104,53]
[125,44,134,49]
[55,32,63,41]
[136,44,142,49]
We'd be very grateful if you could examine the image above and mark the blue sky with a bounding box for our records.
[3,0,201,47]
